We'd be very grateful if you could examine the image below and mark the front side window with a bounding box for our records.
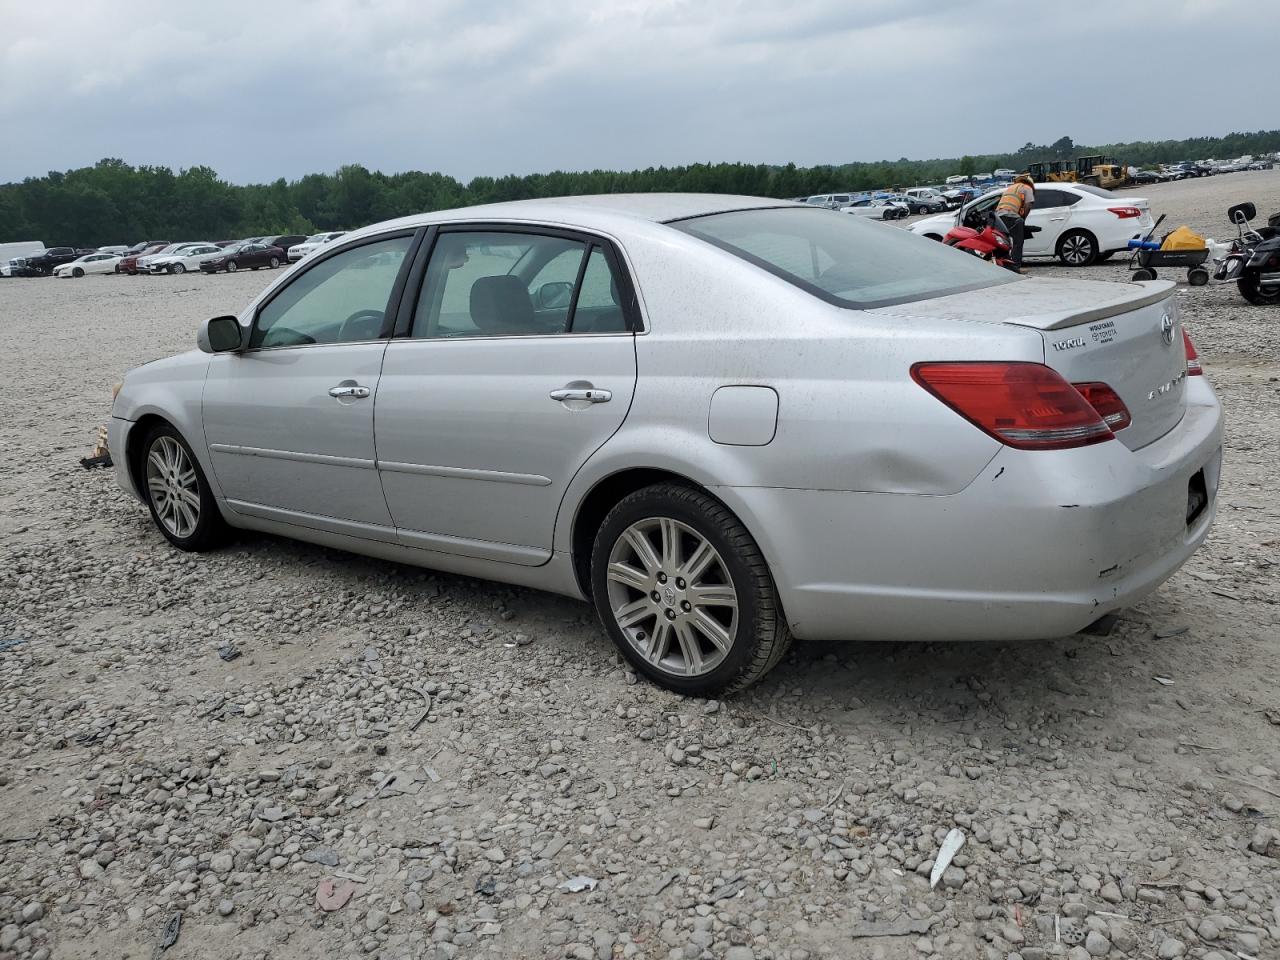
[411,231,631,339]
[675,206,1015,309]
[250,235,411,349]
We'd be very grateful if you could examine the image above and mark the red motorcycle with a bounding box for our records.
[943,213,1040,271]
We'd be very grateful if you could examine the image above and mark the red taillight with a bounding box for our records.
[1182,330,1202,375]
[1107,207,1143,219]
[911,362,1114,450]
[1072,382,1131,431]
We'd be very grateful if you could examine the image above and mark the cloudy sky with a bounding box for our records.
[1,0,1273,185]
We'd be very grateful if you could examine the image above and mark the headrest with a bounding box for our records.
[470,275,533,334]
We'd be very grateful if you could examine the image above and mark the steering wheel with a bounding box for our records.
[338,309,387,341]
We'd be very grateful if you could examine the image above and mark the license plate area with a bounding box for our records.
[1186,469,1208,526]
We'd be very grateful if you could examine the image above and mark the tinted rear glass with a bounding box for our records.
[674,207,1016,308]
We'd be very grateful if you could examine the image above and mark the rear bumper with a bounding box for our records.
[725,380,1223,642]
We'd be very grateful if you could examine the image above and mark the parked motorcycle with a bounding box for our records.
[1213,202,1280,305]
[944,213,1040,272]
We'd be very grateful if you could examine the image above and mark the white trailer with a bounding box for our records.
[0,241,46,277]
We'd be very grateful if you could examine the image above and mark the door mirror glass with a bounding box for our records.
[198,315,243,353]
[535,281,573,310]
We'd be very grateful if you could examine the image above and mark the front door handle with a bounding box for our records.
[328,384,371,399]
[550,387,611,404]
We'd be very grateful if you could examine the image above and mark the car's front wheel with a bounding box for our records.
[591,483,789,696]
[72,267,84,278]
[141,425,226,551]
[172,263,186,274]
[1057,230,1098,266]
[269,257,280,268]
[227,260,238,272]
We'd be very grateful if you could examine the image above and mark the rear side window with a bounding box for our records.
[674,207,1015,309]
[411,231,630,338]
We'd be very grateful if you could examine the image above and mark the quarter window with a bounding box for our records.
[249,235,412,349]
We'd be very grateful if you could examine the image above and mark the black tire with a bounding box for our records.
[590,483,789,697]
[251,265,259,271]
[1188,268,1210,287]
[1238,275,1280,305]
[1132,268,1157,281]
[269,257,280,268]
[139,423,227,551]
[227,261,238,273]
[72,267,84,277]
[1057,230,1099,266]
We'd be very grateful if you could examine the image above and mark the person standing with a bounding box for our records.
[994,173,1036,270]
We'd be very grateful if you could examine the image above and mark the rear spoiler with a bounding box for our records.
[1006,279,1176,330]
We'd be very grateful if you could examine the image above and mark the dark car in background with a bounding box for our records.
[20,247,92,276]
[199,242,285,273]
[260,234,306,256]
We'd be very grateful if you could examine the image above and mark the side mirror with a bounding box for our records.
[535,281,573,310]
[198,315,243,353]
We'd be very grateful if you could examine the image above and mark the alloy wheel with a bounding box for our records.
[1062,235,1093,265]
[605,517,739,678]
[145,436,201,539]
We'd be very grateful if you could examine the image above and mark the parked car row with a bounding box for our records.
[2,231,348,279]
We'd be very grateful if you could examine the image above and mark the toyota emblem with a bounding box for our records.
[1160,312,1175,345]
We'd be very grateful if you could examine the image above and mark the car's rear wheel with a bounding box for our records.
[1057,230,1098,266]
[141,425,226,551]
[591,483,789,696]
[269,257,280,268]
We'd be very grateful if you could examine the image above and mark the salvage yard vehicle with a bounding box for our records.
[843,197,909,220]
[146,244,224,274]
[287,231,347,262]
[199,242,285,274]
[110,194,1222,696]
[51,252,121,277]
[911,183,1155,266]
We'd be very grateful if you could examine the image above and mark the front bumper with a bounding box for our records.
[727,380,1223,643]
[109,416,143,503]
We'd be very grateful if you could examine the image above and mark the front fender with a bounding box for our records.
[112,353,220,498]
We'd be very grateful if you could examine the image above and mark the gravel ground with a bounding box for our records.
[1,172,1278,960]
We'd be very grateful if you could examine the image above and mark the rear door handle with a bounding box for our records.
[550,387,611,403]
[328,384,371,399]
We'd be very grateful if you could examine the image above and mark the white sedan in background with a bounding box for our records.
[52,252,122,277]
[910,183,1155,266]
[147,245,225,275]
[287,231,347,262]
[137,243,207,273]
[843,198,909,221]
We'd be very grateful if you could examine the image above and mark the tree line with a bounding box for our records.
[3,129,1277,248]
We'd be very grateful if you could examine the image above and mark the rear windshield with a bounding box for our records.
[674,206,1016,309]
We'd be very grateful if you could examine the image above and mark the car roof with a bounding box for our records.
[356,194,796,238]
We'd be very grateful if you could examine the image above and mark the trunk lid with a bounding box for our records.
[874,277,1188,450]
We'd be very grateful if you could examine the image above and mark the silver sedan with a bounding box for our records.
[110,195,1223,695]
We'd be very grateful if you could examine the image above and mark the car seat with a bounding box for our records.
[470,275,536,335]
